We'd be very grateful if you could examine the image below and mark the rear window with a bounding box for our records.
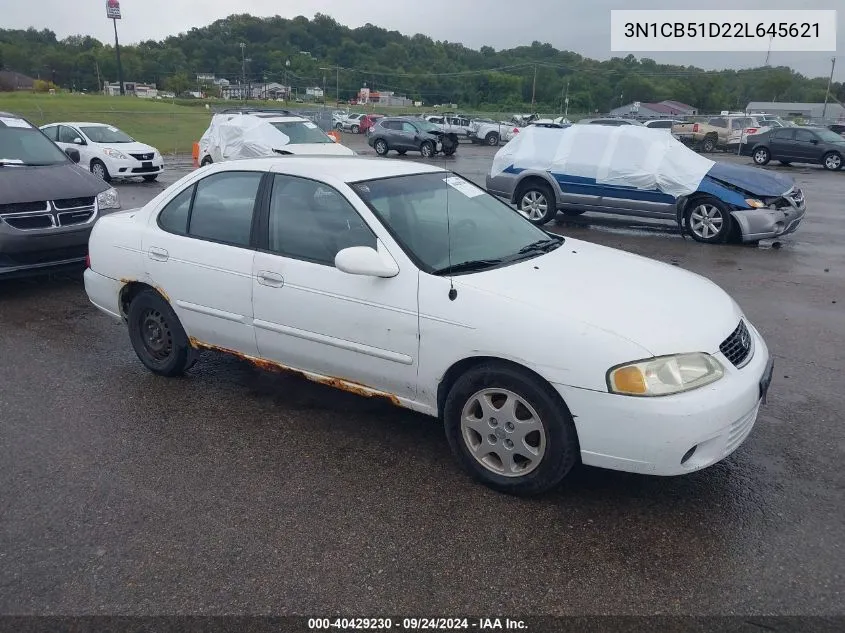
[270,121,332,144]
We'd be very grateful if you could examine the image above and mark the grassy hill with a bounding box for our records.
[0,93,212,154]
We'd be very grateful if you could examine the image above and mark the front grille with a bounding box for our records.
[54,196,95,210]
[720,320,753,368]
[5,244,88,265]
[3,214,53,230]
[129,152,154,161]
[57,208,95,226]
[0,201,48,214]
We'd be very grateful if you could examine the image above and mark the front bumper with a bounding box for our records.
[554,322,771,476]
[731,203,806,241]
[103,155,165,178]
[0,223,92,278]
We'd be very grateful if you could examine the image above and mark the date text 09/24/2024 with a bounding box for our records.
[308,618,528,630]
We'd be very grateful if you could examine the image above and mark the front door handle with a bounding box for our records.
[149,247,169,261]
[257,271,285,287]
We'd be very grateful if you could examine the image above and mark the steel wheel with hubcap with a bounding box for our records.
[517,182,556,225]
[128,288,197,377]
[374,139,388,156]
[90,159,111,182]
[822,152,842,171]
[444,362,579,495]
[753,147,771,165]
[685,197,731,244]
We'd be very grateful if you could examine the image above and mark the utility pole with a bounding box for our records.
[240,42,246,101]
[531,64,537,109]
[564,79,570,117]
[822,57,837,121]
[336,65,339,105]
[95,61,101,94]
[112,17,124,95]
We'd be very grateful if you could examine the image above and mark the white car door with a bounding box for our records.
[143,169,264,356]
[251,173,419,401]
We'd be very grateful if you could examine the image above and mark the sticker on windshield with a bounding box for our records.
[443,176,483,198]
[0,117,32,128]
[107,126,119,132]
[303,121,318,129]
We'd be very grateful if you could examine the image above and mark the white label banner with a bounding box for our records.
[611,10,837,52]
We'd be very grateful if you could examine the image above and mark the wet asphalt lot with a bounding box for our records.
[1,134,843,616]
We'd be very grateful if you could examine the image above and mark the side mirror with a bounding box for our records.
[335,246,399,278]
[64,148,81,163]
[72,137,85,145]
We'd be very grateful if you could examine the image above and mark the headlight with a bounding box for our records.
[745,198,766,208]
[607,353,724,397]
[97,187,120,210]
[103,148,128,160]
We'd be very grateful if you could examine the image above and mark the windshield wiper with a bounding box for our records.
[432,258,506,275]
[0,159,25,166]
[516,236,563,256]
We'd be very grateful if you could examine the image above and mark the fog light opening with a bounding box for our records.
[681,445,697,465]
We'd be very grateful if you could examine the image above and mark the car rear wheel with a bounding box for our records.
[420,141,435,158]
[517,182,556,225]
[822,152,842,171]
[444,362,579,496]
[127,289,197,377]
[701,135,717,153]
[351,124,360,134]
[485,132,500,146]
[753,147,771,165]
[90,159,112,182]
[685,196,731,244]
[374,139,389,156]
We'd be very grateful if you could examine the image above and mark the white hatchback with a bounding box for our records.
[84,156,773,495]
[41,122,164,182]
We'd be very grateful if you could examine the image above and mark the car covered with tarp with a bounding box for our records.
[486,125,806,244]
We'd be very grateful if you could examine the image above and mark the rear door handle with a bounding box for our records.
[257,271,284,287]
[149,247,169,261]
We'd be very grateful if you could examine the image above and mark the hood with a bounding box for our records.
[283,143,355,156]
[0,162,110,205]
[706,162,794,196]
[455,237,742,357]
[91,140,157,154]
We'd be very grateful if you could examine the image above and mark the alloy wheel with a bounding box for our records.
[825,154,842,170]
[519,191,548,221]
[689,204,724,240]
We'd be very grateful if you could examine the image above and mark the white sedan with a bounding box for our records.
[84,157,773,495]
[40,122,164,182]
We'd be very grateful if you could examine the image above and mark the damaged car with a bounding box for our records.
[486,125,806,244]
[367,117,458,157]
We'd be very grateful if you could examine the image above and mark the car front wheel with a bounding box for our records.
[517,182,556,225]
[419,141,435,158]
[444,362,579,496]
[753,147,771,165]
[351,124,360,134]
[485,132,500,146]
[685,196,731,244]
[90,159,112,182]
[127,288,197,377]
[822,152,842,171]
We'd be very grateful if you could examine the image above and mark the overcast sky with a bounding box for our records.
[1,0,841,80]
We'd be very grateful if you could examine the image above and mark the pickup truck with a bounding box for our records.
[423,114,473,138]
[468,119,520,146]
[672,115,765,152]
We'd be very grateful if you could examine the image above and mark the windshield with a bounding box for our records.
[351,172,561,275]
[414,120,440,133]
[271,121,332,144]
[81,125,134,143]
[815,129,845,143]
[0,127,70,166]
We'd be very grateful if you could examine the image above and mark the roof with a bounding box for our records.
[41,121,120,127]
[208,155,446,183]
[746,101,845,110]
[659,100,696,112]
[0,70,35,88]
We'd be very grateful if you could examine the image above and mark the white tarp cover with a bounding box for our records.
[200,114,294,162]
[491,125,716,198]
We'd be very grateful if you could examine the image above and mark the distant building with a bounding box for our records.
[746,101,845,123]
[197,74,230,88]
[221,83,252,100]
[356,87,411,107]
[254,83,289,100]
[305,87,324,99]
[0,70,35,91]
[103,81,158,98]
[609,99,698,119]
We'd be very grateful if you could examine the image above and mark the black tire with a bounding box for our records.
[779,161,792,166]
[822,151,843,171]
[485,132,500,146]
[443,145,456,156]
[753,147,771,166]
[397,150,407,156]
[419,141,435,158]
[142,175,159,182]
[334,122,342,129]
[443,362,579,496]
[374,139,389,156]
[90,159,112,182]
[200,156,213,167]
[351,124,360,134]
[561,209,586,217]
[684,195,732,244]
[127,289,197,377]
[701,135,716,153]
[516,180,556,225]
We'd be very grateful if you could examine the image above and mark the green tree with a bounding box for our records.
[165,72,192,96]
